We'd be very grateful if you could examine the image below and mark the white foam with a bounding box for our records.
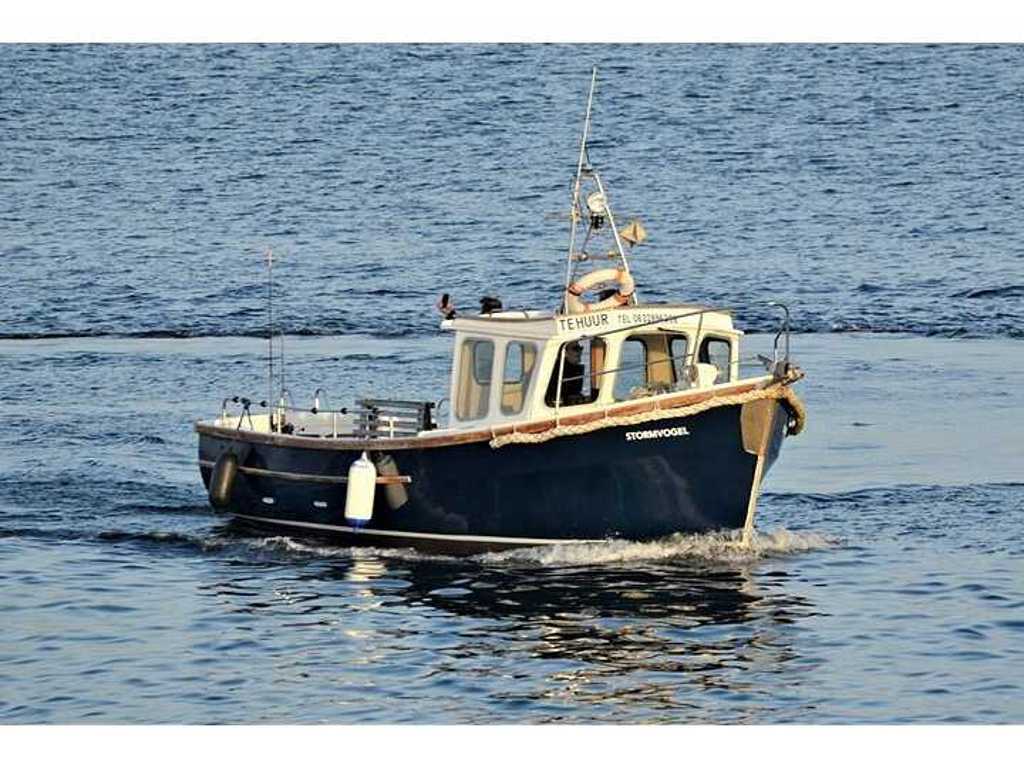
[476,528,837,567]
[225,529,836,566]
[240,535,448,560]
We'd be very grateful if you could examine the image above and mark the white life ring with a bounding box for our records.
[565,267,635,314]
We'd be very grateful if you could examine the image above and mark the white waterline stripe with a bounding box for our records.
[232,513,601,546]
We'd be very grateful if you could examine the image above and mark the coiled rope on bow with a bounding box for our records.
[489,378,806,449]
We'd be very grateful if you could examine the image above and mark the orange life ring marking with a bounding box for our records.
[566,267,635,313]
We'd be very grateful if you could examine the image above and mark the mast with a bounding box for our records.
[563,66,598,302]
[265,247,275,432]
[561,67,640,312]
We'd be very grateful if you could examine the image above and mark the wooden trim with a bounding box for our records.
[740,399,778,455]
[195,377,770,452]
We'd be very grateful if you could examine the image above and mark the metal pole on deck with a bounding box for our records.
[555,345,569,420]
[266,248,274,433]
[563,67,598,304]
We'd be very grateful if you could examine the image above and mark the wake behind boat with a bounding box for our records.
[195,70,807,554]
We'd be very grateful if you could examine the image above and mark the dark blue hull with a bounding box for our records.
[197,401,789,553]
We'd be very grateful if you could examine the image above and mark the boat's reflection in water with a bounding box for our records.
[400,558,812,715]
[205,526,819,720]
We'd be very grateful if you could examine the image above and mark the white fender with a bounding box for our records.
[344,452,377,524]
[566,267,635,314]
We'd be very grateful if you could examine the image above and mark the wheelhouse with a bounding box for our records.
[442,303,746,430]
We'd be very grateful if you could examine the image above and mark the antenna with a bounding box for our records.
[265,247,275,432]
[563,66,598,299]
[277,248,286,403]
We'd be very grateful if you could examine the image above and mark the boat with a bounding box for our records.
[195,70,807,555]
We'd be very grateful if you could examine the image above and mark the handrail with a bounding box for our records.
[768,301,791,363]
[552,350,780,389]
[217,400,438,421]
[279,403,349,416]
[312,387,328,413]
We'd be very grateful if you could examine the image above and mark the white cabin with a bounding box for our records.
[441,303,744,430]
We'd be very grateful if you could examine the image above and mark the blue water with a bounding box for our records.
[1,44,1023,724]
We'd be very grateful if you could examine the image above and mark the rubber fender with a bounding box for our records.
[375,454,409,511]
[345,452,377,524]
[208,452,239,509]
[779,389,807,436]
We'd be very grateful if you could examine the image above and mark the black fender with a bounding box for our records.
[208,452,240,508]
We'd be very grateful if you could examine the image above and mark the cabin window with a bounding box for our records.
[614,337,648,401]
[613,333,688,399]
[473,342,494,385]
[501,341,537,415]
[545,338,606,407]
[456,339,494,420]
[699,337,732,384]
[670,335,691,388]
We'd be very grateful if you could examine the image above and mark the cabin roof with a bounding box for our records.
[444,303,737,340]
